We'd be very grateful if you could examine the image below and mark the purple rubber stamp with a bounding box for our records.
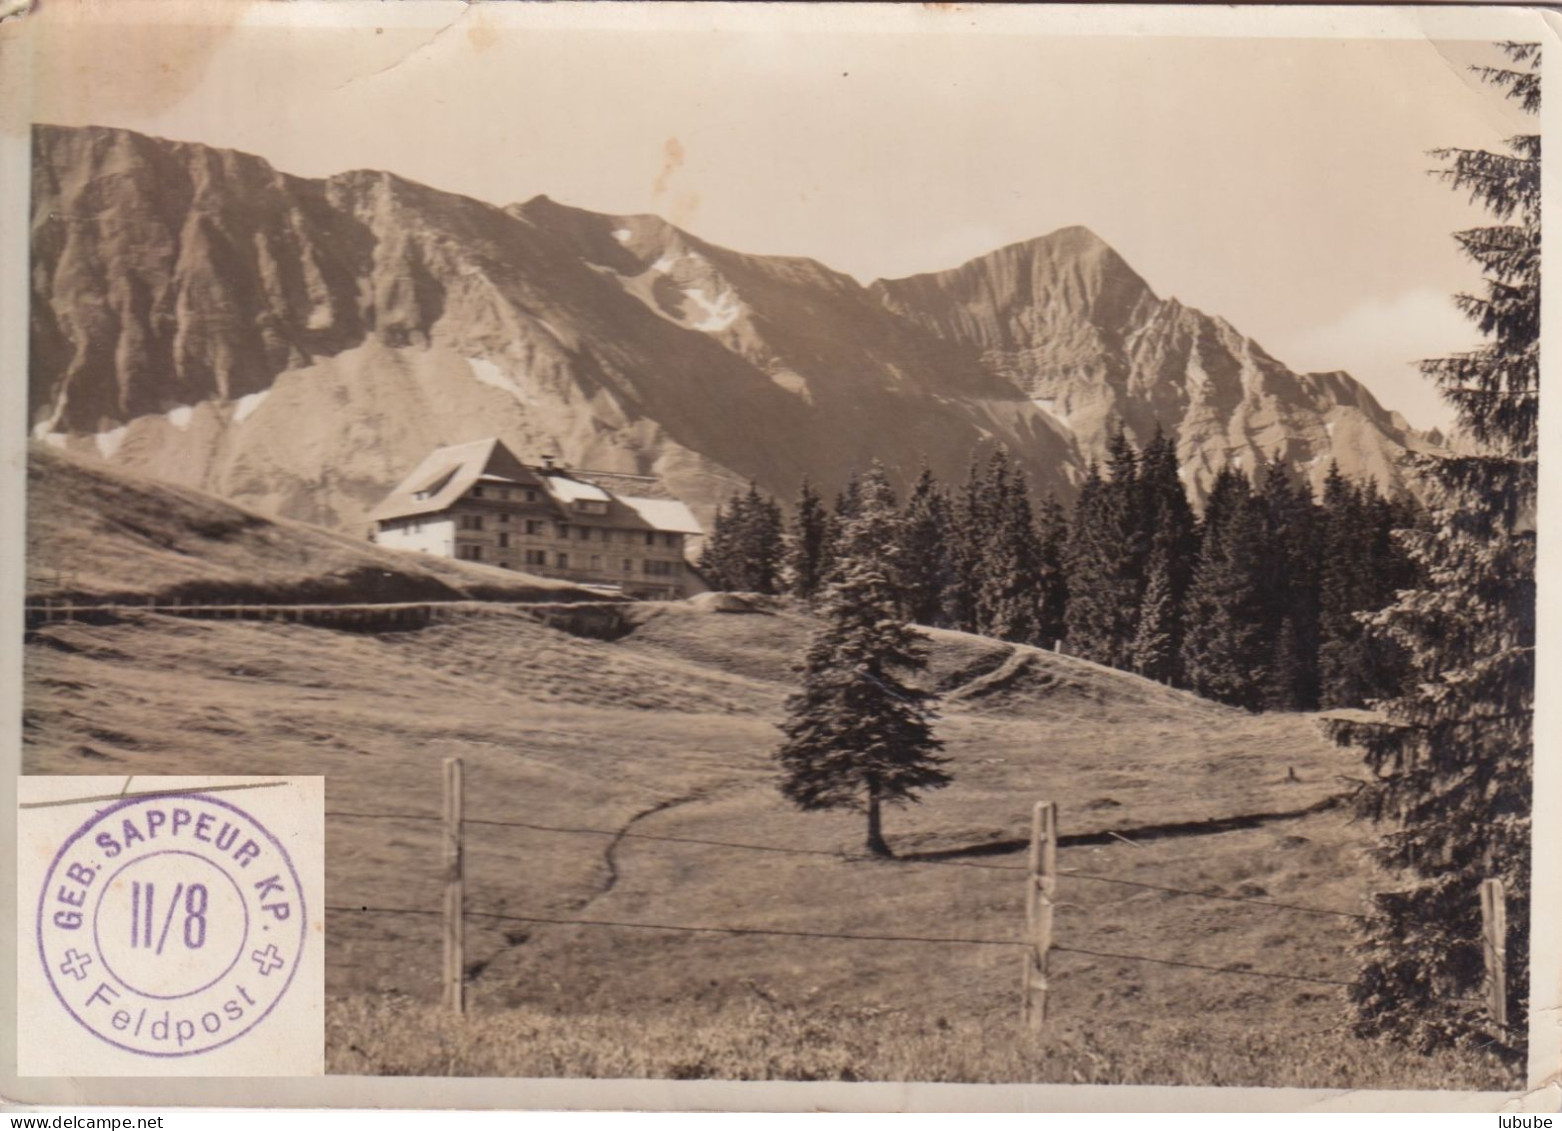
[36,792,307,1058]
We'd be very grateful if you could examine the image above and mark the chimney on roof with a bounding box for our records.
[540,454,557,471]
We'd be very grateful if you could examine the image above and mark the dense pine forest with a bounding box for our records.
[698,430,1421,713]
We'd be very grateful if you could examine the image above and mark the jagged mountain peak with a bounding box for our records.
[997,223,1144,282]
[876,223,1154,303]
[29,122,1437,529]
[869,224,1161,369]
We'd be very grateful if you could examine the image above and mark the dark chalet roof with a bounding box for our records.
[369,439,702,535]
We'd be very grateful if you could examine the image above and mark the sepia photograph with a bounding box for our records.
[3,0,1553,1109]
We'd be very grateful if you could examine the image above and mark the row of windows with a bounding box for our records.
[470,484,612,517]
[456,543,681,576]
[470,485,542,503]
[470,485,615,518]
[455,513,679,548]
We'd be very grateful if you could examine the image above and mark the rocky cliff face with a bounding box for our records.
[30,124,1435,531]
[871,227,1438,500]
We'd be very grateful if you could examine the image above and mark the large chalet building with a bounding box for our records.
[369,439,704,601]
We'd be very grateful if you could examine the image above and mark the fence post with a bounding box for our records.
[1480,877,1508,1041]
[443,757,466,1015]
[1022,800,1058,1030]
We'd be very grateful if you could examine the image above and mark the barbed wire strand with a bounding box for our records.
[322,903,1355,989]
[323,810,1380,921]
[323,904,1015,948]
[1059,869,1382,922]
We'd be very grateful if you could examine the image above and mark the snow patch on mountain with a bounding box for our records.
[683,286,742,332]
[234,390,270,423]
[94,426,127,459]
[1030,396,1067,424]
[769,368,812,403]
[28,125,1440,525]
[652,253,691,275]
[33,409,65,440]
[468,356,535,404]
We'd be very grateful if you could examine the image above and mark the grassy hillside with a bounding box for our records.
[24,444,597,604]
[20,593,1514,1089]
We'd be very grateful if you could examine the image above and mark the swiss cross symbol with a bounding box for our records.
[59,948,93,981]
[251,944,285,976]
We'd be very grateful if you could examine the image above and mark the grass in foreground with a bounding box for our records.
[326,994,1517,1090]
[28,599,1513,1090]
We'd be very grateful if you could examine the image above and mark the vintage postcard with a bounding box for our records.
[0,0,1557,1114]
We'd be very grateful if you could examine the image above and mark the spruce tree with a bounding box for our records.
[944,452,987,633]
[1259,457,1323,710]
[899,462,952,626]
[697,483,786,593]
[1036,493,1071,649]
[786,476,830,602]
[1064,436,1143,668]
[740,482,786,595]
[1137,425,1197,678]
[976,448,1046,643]
[1200,465,1250,549]
[775,461,950,857]
[1106,428,1150,608]
[1328,42,1538,1055]
[1179,471,1272,709]
[1062,462,1107,657]
[819,471,863,588]
[1132,537,1178,683]
[1318,470,1413,708]
[833,471,864,525]
[697,503,737,590]
[1317,463,1371,705]
[1263,616,1304,712]
[1139,425,1198,584]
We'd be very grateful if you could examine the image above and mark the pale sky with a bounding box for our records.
[16,2,1540,432]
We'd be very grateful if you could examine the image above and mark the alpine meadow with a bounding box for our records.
[14,12,1547,1101]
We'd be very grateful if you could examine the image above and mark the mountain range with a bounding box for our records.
[28,124,1441,532]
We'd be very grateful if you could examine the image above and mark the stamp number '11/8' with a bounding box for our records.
[37,792,306,1058]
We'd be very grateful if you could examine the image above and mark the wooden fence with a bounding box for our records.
[22,598,636,636]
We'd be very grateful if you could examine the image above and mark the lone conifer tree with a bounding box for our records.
[1329,42,1538,1055]
[775,462,949,857]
